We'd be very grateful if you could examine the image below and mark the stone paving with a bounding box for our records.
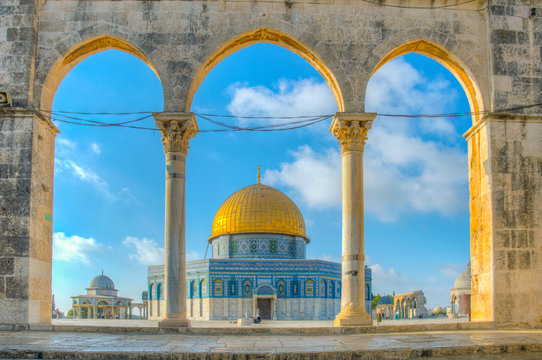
[1,328,542,359]
[51,317,470,328]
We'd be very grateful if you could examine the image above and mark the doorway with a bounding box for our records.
[257,299,272,319]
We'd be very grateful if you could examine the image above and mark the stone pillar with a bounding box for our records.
[154,112,198,327]
[0,109,58,327]
[466,114,542,326]
[330,112,375,326]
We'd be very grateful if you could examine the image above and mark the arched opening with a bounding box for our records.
[186,28,344,112]
[41,35,160,111]
[365,42,478,321]
[369,39,484,123]
[48,36,163,319]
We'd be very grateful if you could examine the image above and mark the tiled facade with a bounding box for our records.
[148,257,372,320]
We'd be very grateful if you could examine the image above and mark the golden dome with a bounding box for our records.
[210,184,308,240]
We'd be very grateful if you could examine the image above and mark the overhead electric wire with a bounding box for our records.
[30,101,542,133]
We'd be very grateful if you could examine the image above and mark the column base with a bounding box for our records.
[334,306,373,326]
[158,316,191,328]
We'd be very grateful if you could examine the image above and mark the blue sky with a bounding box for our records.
[51,44,471,313]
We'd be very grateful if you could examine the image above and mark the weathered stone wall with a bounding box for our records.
[0,0,39,108]
[488,0,542,112]
[0,109,56,326]
[489,115,542,326]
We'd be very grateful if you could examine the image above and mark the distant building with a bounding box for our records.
[393,290,426,319]
[450,262,471,318]
[148,180,373,320]
[376,296,394,319]
[71,272,132,319]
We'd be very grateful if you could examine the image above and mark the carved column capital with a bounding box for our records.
[153,112,198,155]
[329,113,376,155]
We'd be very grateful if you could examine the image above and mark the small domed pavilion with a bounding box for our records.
[450,262,471,318]
[71,272,132,319]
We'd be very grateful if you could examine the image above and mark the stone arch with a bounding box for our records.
[40,34,161,111]
[185,27,345,112]
[368,39,484,123]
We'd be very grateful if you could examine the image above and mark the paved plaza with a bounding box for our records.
[50,317,470,328]
[1,328,542,359]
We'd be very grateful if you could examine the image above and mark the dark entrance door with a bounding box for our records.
[257,299,272,319]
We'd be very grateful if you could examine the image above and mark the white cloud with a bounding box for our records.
[54,137,122,201]
[226,78,337,120]
[370,263,405,291]
[123,236,164,266]
[186,250,202,261]
[90,142,102,154]
[364,127,467,221]
[53,232,105,265]
[262,141,466,221]
[438,263,465,279]
[260,57,468,221]
[263,145,341,209]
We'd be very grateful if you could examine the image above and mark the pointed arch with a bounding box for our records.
[369,39,484,123]
[186,27,344,112]
[40,34,161,111]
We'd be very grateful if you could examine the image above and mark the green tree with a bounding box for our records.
[372,295,381,309]
[67,309,73,318]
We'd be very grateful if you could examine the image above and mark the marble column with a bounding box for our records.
[154,112,198,327]
[330,112,375,326]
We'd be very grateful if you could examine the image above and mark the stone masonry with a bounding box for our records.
[0,0,541,327]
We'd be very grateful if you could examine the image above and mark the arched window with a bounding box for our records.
[242,279,252,298]
[213,279,224,296]
[291,279,299,297]
[337,283,341,298]
[321,280,327,298]
[365,284,371,300]
[156,283,162,300]
[277,280,286,298]
[330,281,335,299]
[149,284,154,301]
[200,279,207,298]
[189,280,196,298]
[305,280,314,296]
[229,279,236,296]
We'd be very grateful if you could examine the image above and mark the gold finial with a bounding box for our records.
[257,165,261,184]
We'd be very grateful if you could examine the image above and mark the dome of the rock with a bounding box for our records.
[210,183,308,240]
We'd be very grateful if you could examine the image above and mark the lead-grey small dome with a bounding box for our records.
[378,296,394,305]
[453,262,471,290]
[89,274,115,290]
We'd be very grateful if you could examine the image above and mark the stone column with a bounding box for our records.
[330,112,375,326]
[154,112,198,327]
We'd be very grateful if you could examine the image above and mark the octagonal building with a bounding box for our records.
[148,181,372,320]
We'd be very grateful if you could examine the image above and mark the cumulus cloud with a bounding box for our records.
[366,58,460,139]
[258,57,468,221]
[123,236,164,266]
[122,237,203,265]
[53,232,106,265]
[370,263,405,290]
[226,78,337,120]
[262,142,466,221]
[263,145,341,209]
